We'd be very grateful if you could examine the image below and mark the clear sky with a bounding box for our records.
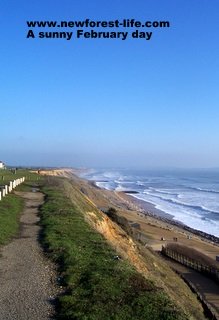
[1,0,219,168]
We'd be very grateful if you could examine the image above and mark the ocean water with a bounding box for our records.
[79,168,219,237]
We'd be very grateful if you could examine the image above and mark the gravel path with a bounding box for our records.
[0,191,59,320]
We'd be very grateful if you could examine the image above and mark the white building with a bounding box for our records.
[0,161,6,169]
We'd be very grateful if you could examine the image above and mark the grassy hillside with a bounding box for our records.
[40,178,188,320]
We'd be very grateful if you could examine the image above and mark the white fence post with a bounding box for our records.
[0,176,26,201]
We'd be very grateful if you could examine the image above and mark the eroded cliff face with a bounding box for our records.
[36,169,73,177]
[85,209,206,320]
[86,211,149,275]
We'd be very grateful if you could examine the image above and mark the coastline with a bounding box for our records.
[120,191,174,219]
[86,175,219,245]
[119,191,219,245]
[77,169,219,245]
[88,178,219,245]
[38,168,217,319]
[39,168,219,247]
[26,168,219,319]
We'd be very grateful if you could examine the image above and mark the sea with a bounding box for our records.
[79,168,219,237]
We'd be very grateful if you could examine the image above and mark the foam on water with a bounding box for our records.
[79,168,219,237]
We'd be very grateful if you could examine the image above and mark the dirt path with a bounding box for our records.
[0,191,58,320]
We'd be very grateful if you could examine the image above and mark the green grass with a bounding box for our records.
[40,180,187,320]
[16,178,45,192]
[0,169,44,192]
[0,168,41,182]
[0,194,24,245]
[0,169,28,184]
[0,169,42,244]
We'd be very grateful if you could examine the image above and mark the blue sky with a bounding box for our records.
[1,0,219,168]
